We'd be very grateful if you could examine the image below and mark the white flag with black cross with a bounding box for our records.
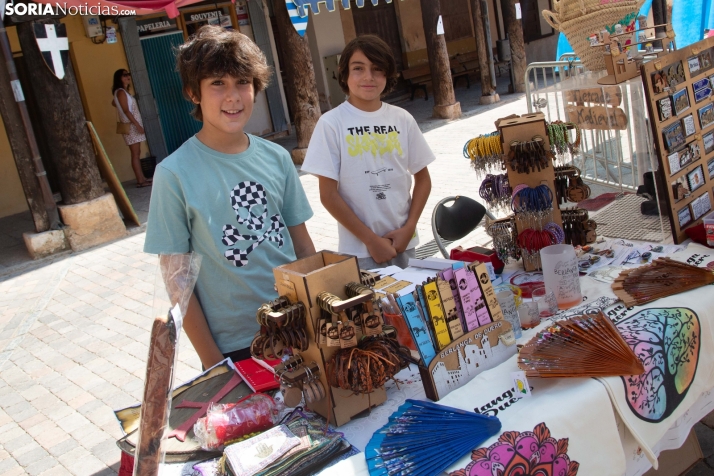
[33,22,69,80]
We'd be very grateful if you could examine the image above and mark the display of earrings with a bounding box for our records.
[479,173,512,211]
[547,121,581,163]
[251,296,309,360]
[326,336,407,396]
[554,166,591,204]
[275,356,327,408]
[486,216,520,264]
[507,136,554,174]
[463,132,503,177]
[560,208,597,246]
[315,283,383,350]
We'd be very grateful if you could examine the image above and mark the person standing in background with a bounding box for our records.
[112,69,151,187]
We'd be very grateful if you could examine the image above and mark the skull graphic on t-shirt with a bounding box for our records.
[222,181,285,267]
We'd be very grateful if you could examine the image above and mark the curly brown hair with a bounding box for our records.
[176,26,272,121]
[338,35,398,97]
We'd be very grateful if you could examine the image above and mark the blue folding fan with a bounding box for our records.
[365,399,502,476]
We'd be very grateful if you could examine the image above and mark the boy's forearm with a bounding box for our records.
[288,223,316,258]
[405,167,432,230]
[183,293,225,368]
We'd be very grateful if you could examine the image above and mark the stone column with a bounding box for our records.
[420,0,461,119]
[500,0,526,93]
[272,0,322,164]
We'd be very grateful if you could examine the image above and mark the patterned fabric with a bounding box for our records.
[114,88,146,146]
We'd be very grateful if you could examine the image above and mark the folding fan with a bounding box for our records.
[517,312,645,378]
[365,399,501,476]
[612,257,714,307]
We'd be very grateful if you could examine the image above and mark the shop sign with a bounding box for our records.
[184,10,222,24]
[564,105,628,131]
[236,3,250,26]
[564,86,622,106]
[136,16,178,37]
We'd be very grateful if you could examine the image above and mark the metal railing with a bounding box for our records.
[525,60,655,192]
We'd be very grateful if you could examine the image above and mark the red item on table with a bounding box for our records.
[193,393,279,450]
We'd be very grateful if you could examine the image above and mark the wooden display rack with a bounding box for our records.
[593,24,676,85]
[641,36,714,243]
[496,112,563,271]
[273,251,387,427]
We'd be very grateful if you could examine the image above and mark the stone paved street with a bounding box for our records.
[1,92,713,475]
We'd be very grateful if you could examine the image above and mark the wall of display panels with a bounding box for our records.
[642,37,714,243]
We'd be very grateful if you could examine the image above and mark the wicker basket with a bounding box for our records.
[543,0,644,71]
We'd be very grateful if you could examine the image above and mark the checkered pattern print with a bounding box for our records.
[230,181,268,231]
[222,181,286,267]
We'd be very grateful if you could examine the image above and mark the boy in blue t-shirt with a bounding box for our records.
[144,26,315,368]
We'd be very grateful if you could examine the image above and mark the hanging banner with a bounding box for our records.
[287,0,403,36]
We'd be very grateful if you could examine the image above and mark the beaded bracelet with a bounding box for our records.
[464,132,503,176]
[479,173,512,210]
[543,222,565,244]
[547,121,581,158]
[511,184,554,214]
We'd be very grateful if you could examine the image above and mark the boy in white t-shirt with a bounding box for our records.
[302,35,436,269]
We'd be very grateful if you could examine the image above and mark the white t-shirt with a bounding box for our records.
[302,101,436,258]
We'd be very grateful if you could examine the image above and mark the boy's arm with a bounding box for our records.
[183,292,225,368]
[288,223,316,258]
[317,175,397,263]
[384,167,432,253]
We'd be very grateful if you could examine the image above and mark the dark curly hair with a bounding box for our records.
[338,35,398,97]
[176,26,272,121]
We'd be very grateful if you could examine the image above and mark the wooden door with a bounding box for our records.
[350,0,404,72]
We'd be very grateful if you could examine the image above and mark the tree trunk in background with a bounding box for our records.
[501,0,526,93]
[420,0,461,119]
[472,0,493,96]
[272,0,321,164]
[0,31,50,232]
[17,20,104,205]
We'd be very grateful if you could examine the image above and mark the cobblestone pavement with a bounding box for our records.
[1,92,713,475]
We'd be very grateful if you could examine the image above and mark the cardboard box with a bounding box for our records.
[643,429,703,476]
[273,251,387,426]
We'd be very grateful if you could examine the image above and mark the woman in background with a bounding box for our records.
[112,69,150,187]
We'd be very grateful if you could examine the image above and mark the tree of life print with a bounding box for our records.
[449,422,579,476]
[616,308,700,422]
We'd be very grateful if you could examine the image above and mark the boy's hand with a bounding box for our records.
[367,236,398,264]
[384,226,414,254]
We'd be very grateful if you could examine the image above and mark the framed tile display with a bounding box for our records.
[668,151,682,175]
[673,88,690,116]
[688,165,706,191]
[658,97,673,120]
[689,56,702,74]
[651,70,670,94]
[695,87,712,102]
[705,131,714,154]
[683,114,696,136]
[690,141,702,161]
[691,193,712,220]
[694,78,710,91]
[663,121,686,151]
[678,206,692,227]
[642,37,714,244]
[699,103,714,129]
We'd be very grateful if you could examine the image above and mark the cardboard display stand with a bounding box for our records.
[641,36,714,243]
[496,112,563,270]
[419,320,516,401]
[273,251,387,427]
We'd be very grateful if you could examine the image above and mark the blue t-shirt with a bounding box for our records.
[144,134,313,353]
